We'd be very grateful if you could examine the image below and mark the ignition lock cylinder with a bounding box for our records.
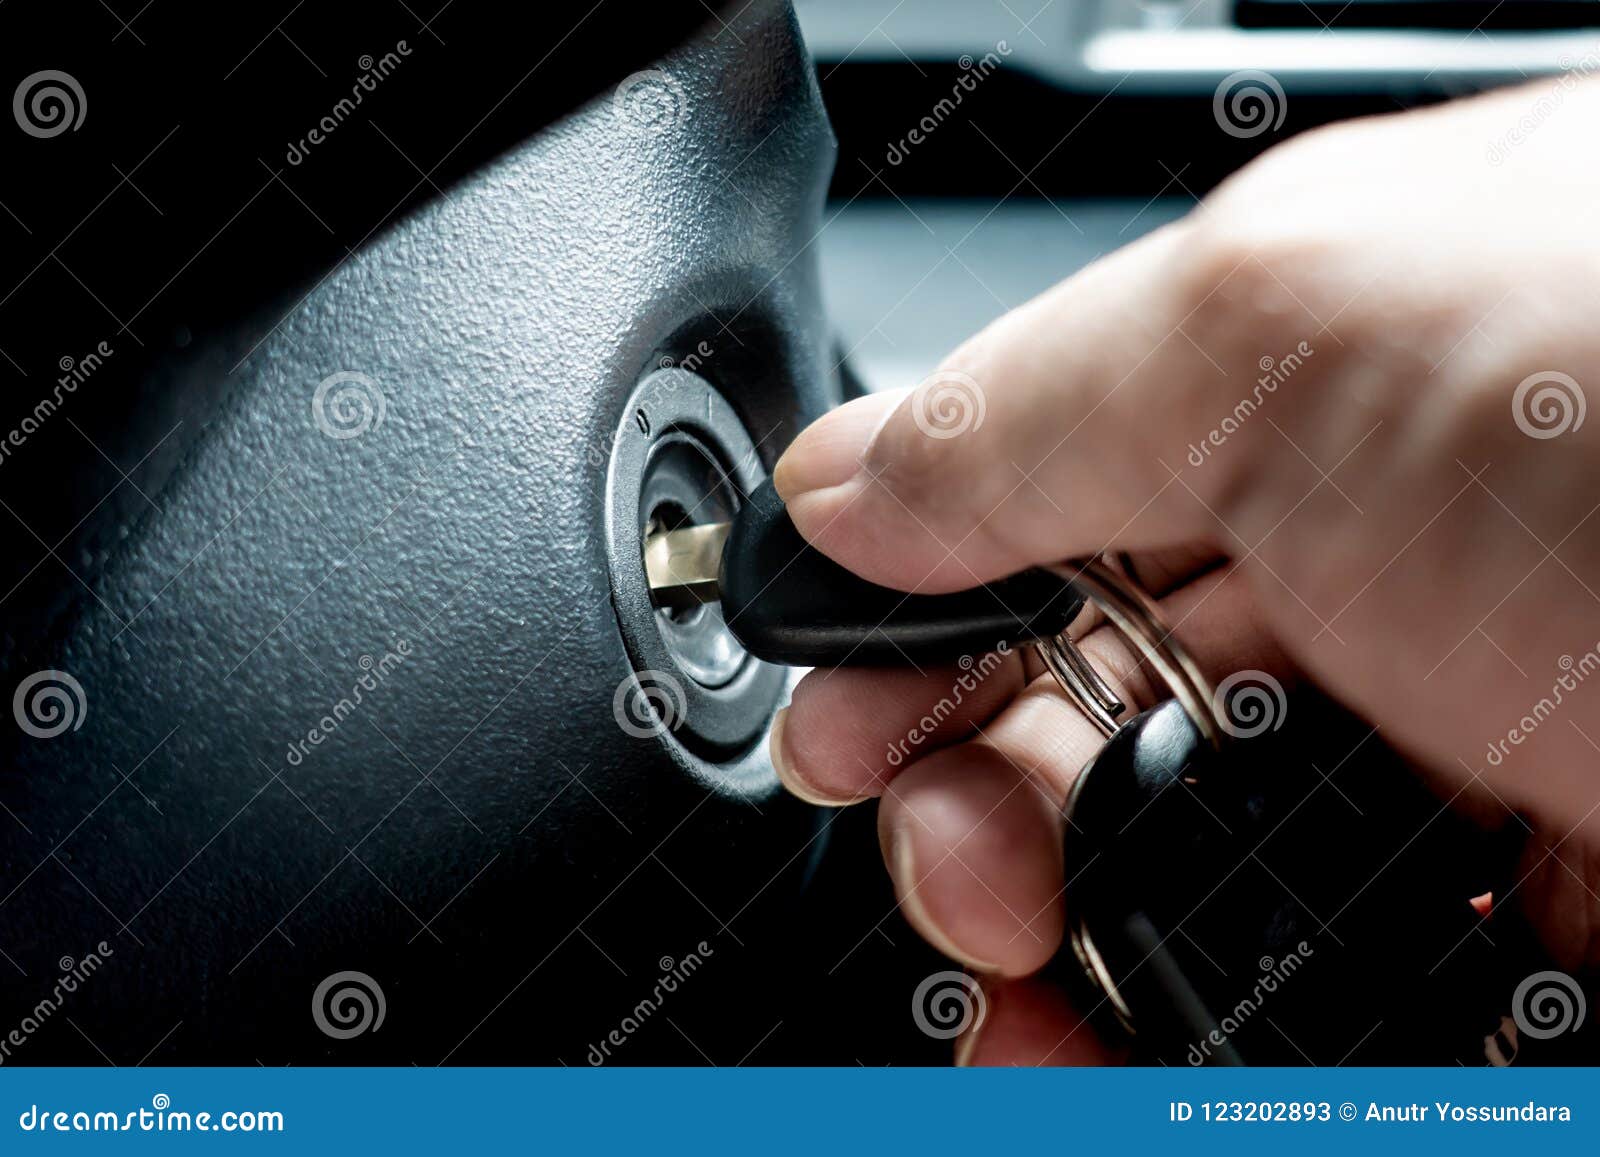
[602,368,786,789]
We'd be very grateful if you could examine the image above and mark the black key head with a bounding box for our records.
[719,478,1084,667]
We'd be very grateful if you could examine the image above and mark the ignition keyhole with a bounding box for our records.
[638,435,745,689]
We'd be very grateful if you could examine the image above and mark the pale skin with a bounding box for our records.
[767,77,1600,1064]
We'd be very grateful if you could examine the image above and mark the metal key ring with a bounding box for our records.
[1033,557,1226,1035]
[1031,557,1225,752]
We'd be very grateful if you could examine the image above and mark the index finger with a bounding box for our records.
[773,221,1262,594]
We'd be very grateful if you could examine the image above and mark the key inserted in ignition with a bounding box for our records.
[643,477,1086,667]
[644,520,729,613]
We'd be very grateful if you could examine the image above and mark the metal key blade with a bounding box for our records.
[643,521,730,611]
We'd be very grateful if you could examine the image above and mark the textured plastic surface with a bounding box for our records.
[720,478,1085,666]
[0,2,841,1063]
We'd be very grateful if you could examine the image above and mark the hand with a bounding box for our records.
[767,77,1600,1063]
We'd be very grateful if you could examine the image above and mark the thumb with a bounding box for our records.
[773,222,1239,593]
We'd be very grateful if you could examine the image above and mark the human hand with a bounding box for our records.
[769,77,1600,1063]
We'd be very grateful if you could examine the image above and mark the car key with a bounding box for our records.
[647,479,1588,1065]
[645,476,1089,667]
[646,477,1199,734]
[1059,693,1588,1065]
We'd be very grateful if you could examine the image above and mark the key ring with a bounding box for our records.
[1031,557,1225,752]
[1033,557,1226,1034]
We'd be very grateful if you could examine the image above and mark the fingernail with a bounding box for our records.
[773,388,909,501]
[886,823,1000,972]
[769,708,857,807]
